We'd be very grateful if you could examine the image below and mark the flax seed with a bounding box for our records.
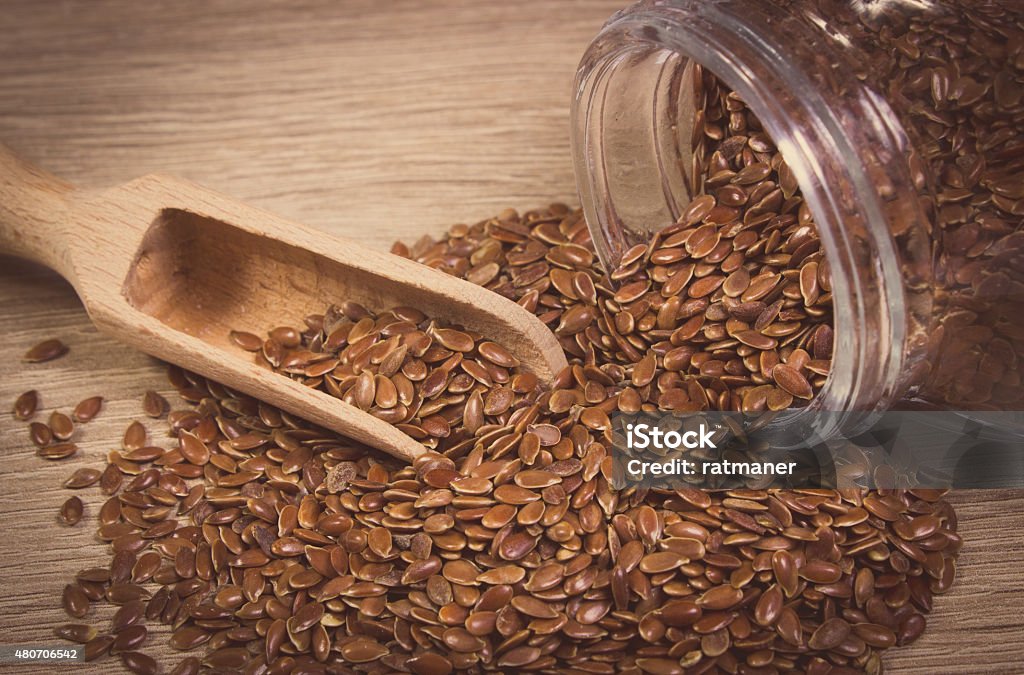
[60,497,84,526]
[73,396,104,422]
[13,390,38,420]
[23,338,68,363]
[31,195,962,674]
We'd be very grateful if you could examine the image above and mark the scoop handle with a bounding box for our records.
[0,143,78,280]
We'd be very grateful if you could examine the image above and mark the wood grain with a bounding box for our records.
[0,1,1021,673]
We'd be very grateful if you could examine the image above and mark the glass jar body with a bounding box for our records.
[572,0,1024,427]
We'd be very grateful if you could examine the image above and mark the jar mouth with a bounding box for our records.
[572,1,931,435]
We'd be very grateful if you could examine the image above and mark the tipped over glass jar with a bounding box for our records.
[572,0,1024,436]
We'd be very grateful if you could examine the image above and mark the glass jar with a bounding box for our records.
[571,0,1024,432]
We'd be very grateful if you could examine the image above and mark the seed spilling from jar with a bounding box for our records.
[33,364,958,673]
[394,82,835,413]
[21,199,959,674]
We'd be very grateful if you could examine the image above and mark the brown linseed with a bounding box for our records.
[24,157,964,675]
[23,338,68,363]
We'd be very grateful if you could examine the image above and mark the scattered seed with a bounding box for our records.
[142,391,169,418]
[62,583,89,618]
[39,443,78,460]
[29,421,52,447]
[83,635,114,661]
[49,411,74,440]
[13,390,38,420]
[24,338,68,363]
[60,496,84,526]
[54,623,97,643]
[121,651,158,675]
[73,396,104,422]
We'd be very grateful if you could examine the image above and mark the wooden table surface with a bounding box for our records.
[0,1,1021,673]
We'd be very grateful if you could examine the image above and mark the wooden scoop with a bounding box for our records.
[0,144,567,462]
